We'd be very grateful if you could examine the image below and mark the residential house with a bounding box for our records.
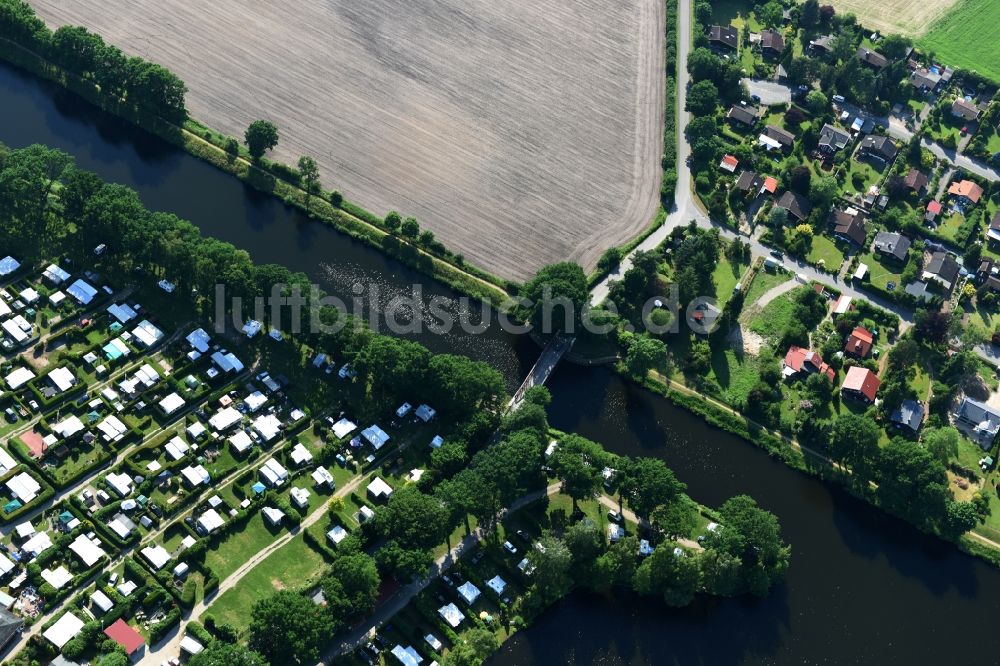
[760,28,784,57]
[818,123,851,154]
[781,346,835,381]
[841,366,880,403]
[891,399,924,433]
[902,169,928,194]
[909,67,942,92]
[776,191,812,222]
[808,35,834,55]
[735,170,764,193]
[976,257,1000,285]
[951,98,981,122]
[726,104,759,128]
[844,326,874,358]
[719,154,739,173]
[925,199,943,223]
[856,47,888,69]
[948,179,984,206]
[955,398,1000,449]
[988,211,1000,244]
[708,25,738,50]
[873,231,911,262]
[0,608,23,652]
[922,251,960,291]
[831,208,867,246]
[761,124,795,152]
[858,135,898,163]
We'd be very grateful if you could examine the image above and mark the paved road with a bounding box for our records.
[755,278,798,308]
[743,78,793,105]
[885,122,1000,182]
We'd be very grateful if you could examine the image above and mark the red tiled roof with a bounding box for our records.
[842,366,880,402]
[783,346,834,381]
[926,200,942,214]
[104,619,145,655]
[948,179,984,204]
[762,176,778,193]
[845,326,873,358]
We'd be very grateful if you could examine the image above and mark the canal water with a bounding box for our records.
[3,60,1000,664]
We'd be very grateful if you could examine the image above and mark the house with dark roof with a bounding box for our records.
[909,67,942,92]
[951,98,981,122]
[975,258,1000,292]
[858,135,897,163]
[841,366,880,403]
[818,123,851,154]
[856,47,888,69]
[0,608,22,652]
[735,170,764,193]
[831,208,867,245]
[844,326,874,358]
[955,398,1000,450]
[727,104,759,128]
[762,124,795,151]
[891,399,924,433]
[709,25,738,50]
[776,191,812,222]
[922,251,960,291]
[760,28,784,56]
[988,212,1000,244]
[902,169,928,193]
[873,231,911,262]
[782,346,835,381]
[808,35,834,54]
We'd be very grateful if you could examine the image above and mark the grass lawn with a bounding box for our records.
[937,212,966,244]
[710,347,761,406]
[858,251,906,291]
[744,268,789,308]
[713,252,750,306]
[841,158,882,196]
[204,512,286,581]
[917,0,1000,83]
[207,534,328,630]
[987,131,1000,155]
[748,292,799,343]
[805,235,845,272]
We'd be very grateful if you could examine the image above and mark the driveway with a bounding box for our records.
[742,78,792,105]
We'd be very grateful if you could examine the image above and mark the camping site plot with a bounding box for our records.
[27,0,665,280]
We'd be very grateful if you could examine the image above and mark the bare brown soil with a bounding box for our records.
[28,0,665,281]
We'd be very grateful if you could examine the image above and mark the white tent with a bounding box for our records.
[22,531,53,557]
[196,509,224,534]
[415,404,437,422]
[107,303,137,323]
[69,534,106,567]
[4,366,34,389]
[97,415,128,442]
[209,406,242,431]
[252,414,282,442]
[41,566,72,590]
[181,465,210,487]
[0,256,20,276]
[43,263,71,285]
[391,645,424,666]
[486,575,507,596]
[457,581,481,605]
[290,442,313,466]
[367,477,393,500]
[260,458,288,487]
[244,391,267,412]
[54,415,85,439]
[164,436,190,461]
[48,367,76,393]
[326,525,348,545]
[91,589,114,614]
[437,603,464,628]
[43,612,85,648]
[311,466,334,488]
[186,328,211,353]
[0,447,17,475]
[6,472,41,504]
[159,393,185,415]
[228,430,254,454]
[132,320,164,348]
[331,418,357,439]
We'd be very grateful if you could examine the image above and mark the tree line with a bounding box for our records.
[0,0,187,123]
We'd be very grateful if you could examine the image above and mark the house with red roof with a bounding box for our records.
[719,155,739,173]
[844,326,874,358]
[104,618,145,661]
[925,200,942,223]
[841,366,880,403]
[782,346,835,382]
[948,179,984,206]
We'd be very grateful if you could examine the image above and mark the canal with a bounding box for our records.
[3,60,1000,665]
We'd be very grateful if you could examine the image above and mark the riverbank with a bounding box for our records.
[629,368,1000,567]
[0,36,512,306]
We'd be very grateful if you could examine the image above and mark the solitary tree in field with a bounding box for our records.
[244,120,279,161]
[297,156,320,207]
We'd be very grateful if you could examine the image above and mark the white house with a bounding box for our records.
[486,575,507,596]
[164,436,190,461]
[209,406,242,432]
[186,328,211,353]
[53,415,85,439]
[262,506,285,526]
[180,465,210,488]
[48,367,77,394]
[367,477,393,500]
[244,391,267,413]
[131,320,164,348]
[90,589,114,614]
[6,472,41,504]
[43,264,71,285]
[196,509,224,534]
[290,442,313,466]
[228,430,254,455]
[106,471,133,498]
[141,545,171,570]
[290,487,310,509]
[159,393,186,416]
[259,458,289,487]
[69,534,106,567]
[43,612,85,649]
[252,414,282,442]
[5,366,34,390]
[96,415,128,443]
[211,351,244,374]
[331,418,357,439]
[311,466,335,489]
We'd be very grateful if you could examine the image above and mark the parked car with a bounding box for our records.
[607,510,623,523]
[503,540,518,554]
